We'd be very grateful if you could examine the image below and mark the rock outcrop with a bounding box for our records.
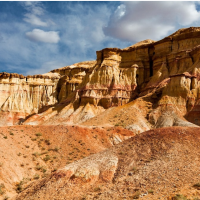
[0,73,59,126]
[2,27,200,127]
[0,61,96,126]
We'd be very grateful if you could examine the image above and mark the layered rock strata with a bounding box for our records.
[2,27,200,126]
[0,73,59,125]
[0,61,96,125]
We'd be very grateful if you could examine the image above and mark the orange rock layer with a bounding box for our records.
[2,27,200,126]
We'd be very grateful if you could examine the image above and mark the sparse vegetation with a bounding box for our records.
[35,133,42,137]
[93,135,98,139]
[42,173,49,178]
[43,155,50,162]
[193,182,200,189]
[42,168,47,173]
[54,147,59,151]
[33,174,40,180]
[41,151,48,155]
[35,165,47,173]
[32,157,36,161]
[15,181,23,193]
[172,194,188,200]
[131,191,140,199]
[32,152,41,157]
[1,112,199,199]
[0,183,5,195]
[37,141,41,146]
[45,139,51,145]
[94,187,101,192]
[48,147,59,152]
[35,165,42,171]
[148,189,154,194]
[131,167,138,172]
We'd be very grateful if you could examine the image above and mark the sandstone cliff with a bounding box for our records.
[2,27,200,128]
[0,73,59,126]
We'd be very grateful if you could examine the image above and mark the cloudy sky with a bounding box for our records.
[1,1,200,75]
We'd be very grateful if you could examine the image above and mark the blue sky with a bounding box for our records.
[1,1,200,75]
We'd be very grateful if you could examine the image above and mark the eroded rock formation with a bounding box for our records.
[0,73,59,125]
[2,27,200,127]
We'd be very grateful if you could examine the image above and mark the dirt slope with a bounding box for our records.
[82,98,152,133]
[0,125,134,199]
[14,127,200,200]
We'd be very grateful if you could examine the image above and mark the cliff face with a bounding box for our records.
[0,73,59,125]
[2,27,200,127]
[147,27,200,126]
[51,61,96,103]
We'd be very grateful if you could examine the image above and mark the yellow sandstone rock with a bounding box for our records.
[2,27,200,127]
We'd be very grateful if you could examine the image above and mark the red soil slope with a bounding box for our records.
[14,127,200,200]
[0,125,134,199]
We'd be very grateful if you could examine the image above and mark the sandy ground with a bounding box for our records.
[0,125,134,199]
[13,127,200,200]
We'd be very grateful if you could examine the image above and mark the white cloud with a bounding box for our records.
[22,1,52,27]
[104,2,200,42]
[22,1,44,16]
[26,29,60,43]
[24,13,48,26]
[55,3,127,56]
[0,2,131,76]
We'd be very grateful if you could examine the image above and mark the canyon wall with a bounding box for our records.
[2,27,200,126]
[0,73,59,125]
